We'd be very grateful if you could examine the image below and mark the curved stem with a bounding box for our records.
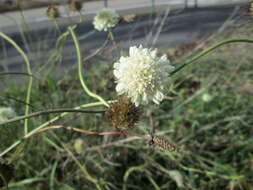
[0,101,105,158]
[37,25,77,76]
[0,109,105,125]
[68,27,109,107]
[0,32,33,136]
[171,39,253,76]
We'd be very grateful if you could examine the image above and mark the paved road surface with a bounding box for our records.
[0,4,244,79]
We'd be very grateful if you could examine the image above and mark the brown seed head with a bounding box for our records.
[249,0,253,17]
[68,0,83,12]
[106,97,140,131]
[46,5,60,19]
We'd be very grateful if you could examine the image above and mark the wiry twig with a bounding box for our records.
[0,72,37,79]
[34,125,178,152]
[0,95,35,109]
[83,37,109,62]
[0,109,105,126]
[36,125,146,138]
[86,130,176,152]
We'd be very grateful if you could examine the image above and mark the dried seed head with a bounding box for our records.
[68,0,83,12]
[46,5,60,19]
[123,14,136,23]
[106,97,140,131]
[249,1,253,17]
[151,136,180,152]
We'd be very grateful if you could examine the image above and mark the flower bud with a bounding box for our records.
[68,0,83,12]
[46,5,60,19]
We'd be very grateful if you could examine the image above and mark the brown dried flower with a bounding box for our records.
[106,97,140,131]
[68,0,83,12]
[46,5,60,19]
[249,1,253,17]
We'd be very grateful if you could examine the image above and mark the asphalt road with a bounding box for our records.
[0,5,241,77]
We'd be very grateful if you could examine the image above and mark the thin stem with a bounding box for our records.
[0,101,105,158]
[54,19,62,34]
[0,32,33,136]
[0,109,105,125]
[37,125,149,138]
[17,0,33,54]
[0,95,35,109]
[36,26,76,75]
[68,27,109,107]
[171,39,253,75]
[79,11,85,22]
[83,37,109,62]
[108,29,118,52]
[0,72,35,78]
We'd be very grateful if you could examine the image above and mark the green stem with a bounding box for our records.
[108,29,118,52]
[54,19,62,34]
[68,27,109,107]
[36,26,75,76]
[79,11,85,23]
[0,32,33,136]
[0,101,105,158]
[171,39,253,76]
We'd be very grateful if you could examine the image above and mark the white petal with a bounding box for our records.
[151,49,158,58]
[160,55,168,62]
[113,69,120,78]
[142,93,148,104]
[154,91,164,103]
[129,46,138,56]
[116,83,124,93]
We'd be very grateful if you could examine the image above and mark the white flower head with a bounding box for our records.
[93,8,119,31]
[114,45,175,106]
[0,107,16,122]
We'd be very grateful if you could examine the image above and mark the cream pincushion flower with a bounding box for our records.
[93,8,119,31]
[114,45,175,106]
